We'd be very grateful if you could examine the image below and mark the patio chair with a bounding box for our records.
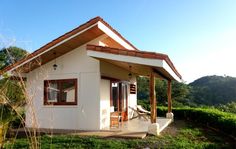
[136,105,151,114]
[129,105,150,121]
[110,111,123,128]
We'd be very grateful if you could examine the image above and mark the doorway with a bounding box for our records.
[111,81,128,121]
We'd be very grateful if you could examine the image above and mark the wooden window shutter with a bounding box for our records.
[130,84,136,94]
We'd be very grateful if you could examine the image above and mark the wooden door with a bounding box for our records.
[111,81,128,121]
[119,83,128,121]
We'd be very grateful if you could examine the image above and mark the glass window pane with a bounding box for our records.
[119,83,122,112]
[123,84,127,111]
[61,80,76,102]
[112,83,118,111]
[112,83,118,87]
[47,82,59,102]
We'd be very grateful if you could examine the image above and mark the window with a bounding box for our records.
[130,84,136,94]
[44,79,77,105]
[111,82,119,111]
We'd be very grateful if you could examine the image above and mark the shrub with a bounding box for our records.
[9,110,25,129]
[138,99,150,111]
[157,106,236,137]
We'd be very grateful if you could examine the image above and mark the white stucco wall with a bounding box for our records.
[24,33,138,131]
[128,76,137,119]
[25,36,103,130]
[100,79,110,129]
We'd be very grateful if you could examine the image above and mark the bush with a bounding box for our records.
[157,106,236,137]
[217,101,236,114]
[138,99,150,111]
[9,111,25,129]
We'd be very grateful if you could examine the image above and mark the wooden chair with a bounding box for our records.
[110,112,123,128]
[129,105,150,121]
[136,105,151,114]
[136,105,151,120]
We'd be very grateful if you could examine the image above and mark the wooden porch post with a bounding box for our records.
[150,72,156,123]
[167,80,172,113]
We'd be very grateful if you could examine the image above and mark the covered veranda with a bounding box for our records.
[9,117,172,139]
[87,44,182,136]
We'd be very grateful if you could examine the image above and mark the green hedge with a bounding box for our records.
[156,106,236,137]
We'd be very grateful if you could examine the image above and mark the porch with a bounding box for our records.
[107,117,172,138]
[10,117,171,139]
[111,117,172,132]
[78,117,172,139]
[87,45,182,135]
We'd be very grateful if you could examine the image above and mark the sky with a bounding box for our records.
[0,0,236,83]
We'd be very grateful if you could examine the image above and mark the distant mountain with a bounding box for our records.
[189,75,236,106]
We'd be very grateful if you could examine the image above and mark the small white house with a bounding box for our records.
[1,17,182,132]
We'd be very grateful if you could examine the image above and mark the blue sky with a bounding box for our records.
[1,0,236,82]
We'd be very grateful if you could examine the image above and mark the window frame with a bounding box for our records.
[44,78,78,105]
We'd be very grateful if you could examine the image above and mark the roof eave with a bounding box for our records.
[86,45,182,81]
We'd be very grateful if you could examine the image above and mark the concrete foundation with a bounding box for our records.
[166,112,174,122]
[148,123,160,136]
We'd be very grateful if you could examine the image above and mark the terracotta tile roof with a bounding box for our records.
[0,16,138,74]
[86,44,182,79]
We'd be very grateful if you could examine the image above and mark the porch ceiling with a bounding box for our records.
[87,45,182,82]
[99,58,164,78]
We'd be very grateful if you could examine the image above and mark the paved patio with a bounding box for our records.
[10,117,172,139]
[112,117,172,132]
[105,117,172,138]
[71,117,172,139]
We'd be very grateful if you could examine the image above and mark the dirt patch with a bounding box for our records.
[160,120,186,136]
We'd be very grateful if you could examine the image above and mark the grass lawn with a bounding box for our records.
[4,120,235,149]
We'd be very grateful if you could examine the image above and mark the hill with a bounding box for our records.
[189,75,236,106]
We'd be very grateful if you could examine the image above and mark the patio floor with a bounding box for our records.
[112,117,172,132]
[10,117,172,139]
[106,117,172,138]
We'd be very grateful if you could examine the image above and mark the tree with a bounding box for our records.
[137,77,149,100]
[189,75,236,106]
[0,46,27,147]
[0,46,28,70]
[155,78,167,105]
[218,102,236,114]
[137,76,191,106]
